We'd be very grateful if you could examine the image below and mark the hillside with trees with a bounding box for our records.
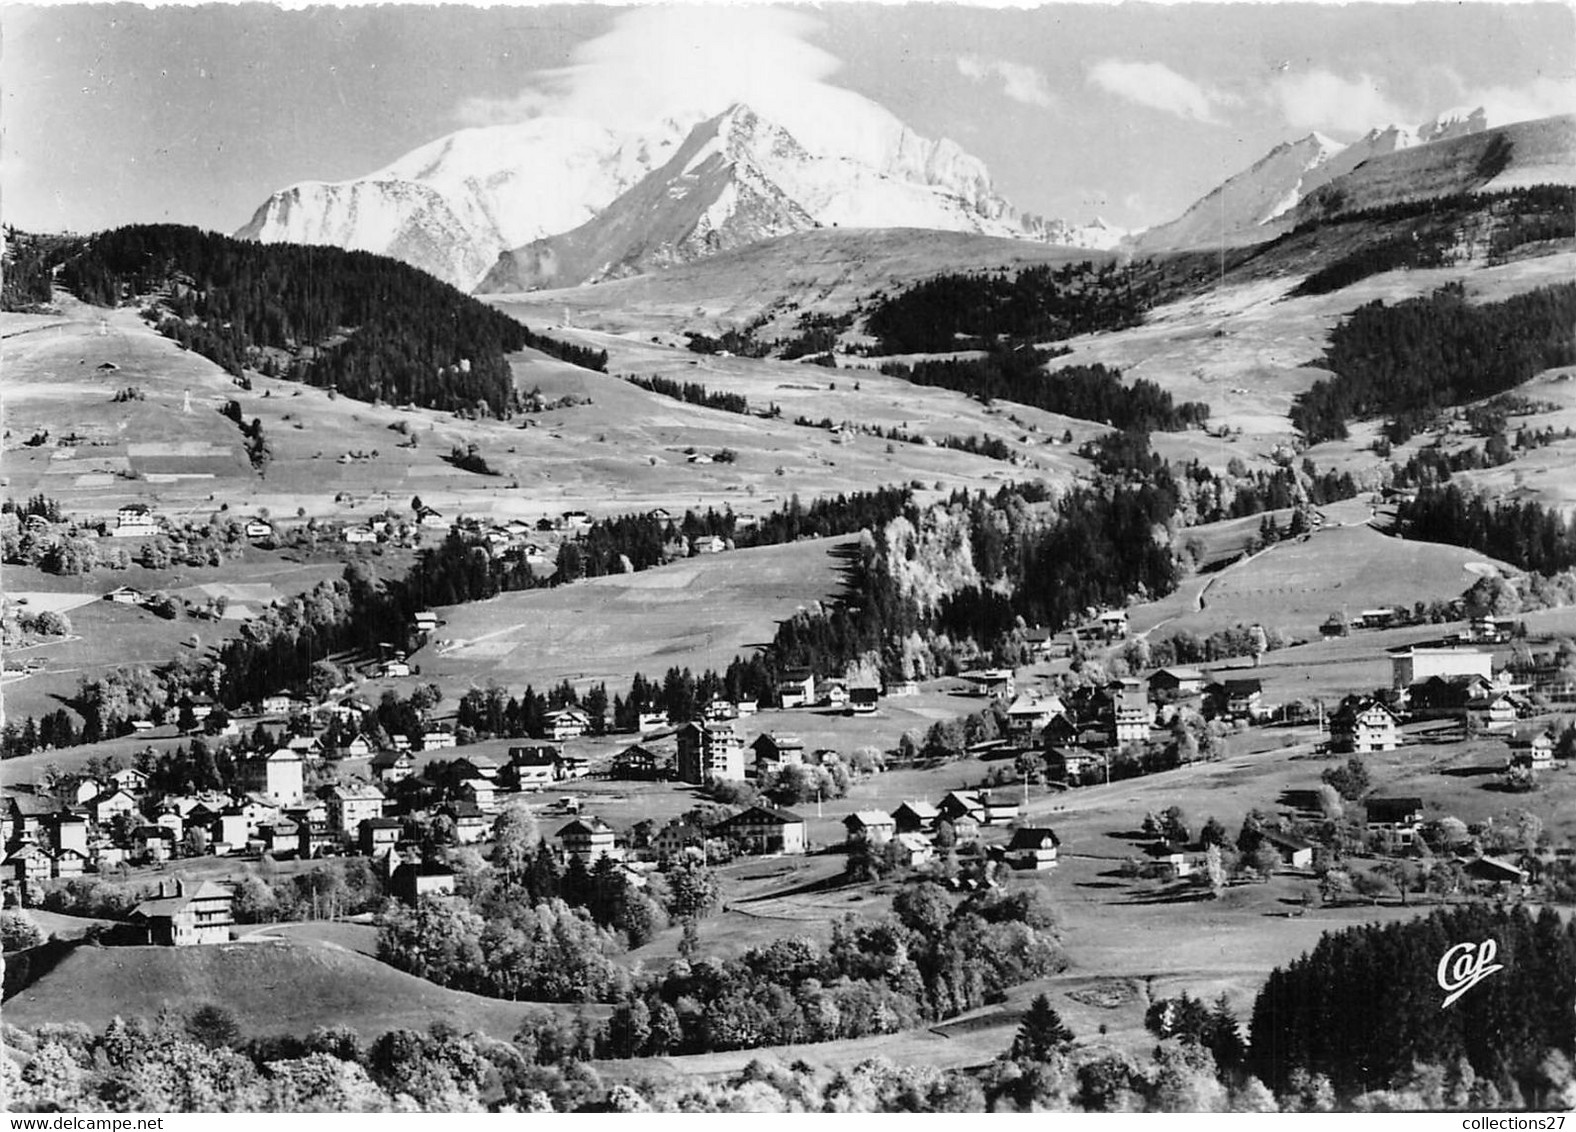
[863,260,1147,354]
[1291,281,1576,444]
[1249,905,1576,1102]
[878,353,1209,431]
[53,224,605,417]
[1395,483,1576,575]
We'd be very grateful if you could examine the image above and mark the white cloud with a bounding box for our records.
[956,55,1056,109]
[454,6,842,132]
[1270,70,1412,134]
[1087,59,1230,124]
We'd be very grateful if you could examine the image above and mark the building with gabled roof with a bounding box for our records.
[891,800,939,835]
[1330,696,1400,754]
[751,731,805,776]
[1257,828,1316,869]
[1005,827,1061,870]
[843,810,896,846]
[127,878,233,945]
[612,744,663,781]
[505,744,560,790]
[558,817,616,866]
[721,805,806,856]
[370,750,415,785]
[1147,667,1206,699]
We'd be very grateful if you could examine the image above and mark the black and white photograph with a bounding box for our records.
[2,0,1575,1116]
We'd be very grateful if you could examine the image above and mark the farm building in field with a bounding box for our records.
[127,878,233,945]
[676,720,745,784]
[937,790,986,826]
[849,686,880,714]
[721,805,806,856]
[1148,667,1206,700]
[1389,644,1493,689]
[1464,856,1529,887]
[1357,607,1400,630]
[891,800,940,835]
[1329,696,1400,754]
[1257,829,1316,869]
[1006,827,1061,870]
[843,810,896,846]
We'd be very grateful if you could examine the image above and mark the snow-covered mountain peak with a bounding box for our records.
[1418,106,1489,144]
[1135,104,1508,252]
[241,84,1104,291]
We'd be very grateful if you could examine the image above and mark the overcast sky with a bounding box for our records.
[5,1,1572,235]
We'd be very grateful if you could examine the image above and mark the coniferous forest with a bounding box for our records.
[1396,483,1576,575]
[1249,906,1576,1102]
[1291,281,1576,443]
[54,224,606,416]
[864,260,1148,353]
[879,353,1210,431]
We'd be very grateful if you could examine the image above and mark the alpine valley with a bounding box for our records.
[6,8,1576,1117]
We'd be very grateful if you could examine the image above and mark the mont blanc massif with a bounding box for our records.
[5,19,1576,1120]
